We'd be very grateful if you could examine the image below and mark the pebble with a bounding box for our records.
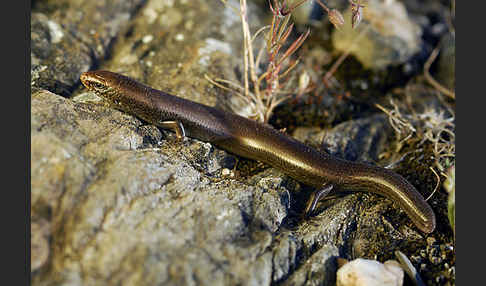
[336,258,404,286]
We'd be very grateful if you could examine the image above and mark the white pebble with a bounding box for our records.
[47,20,64,43]
[142,34,154,44]
[337,258,404,286]
[175,33,184,41]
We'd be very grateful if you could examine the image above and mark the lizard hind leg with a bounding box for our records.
[159,120,186,141]
[304,184,334,217]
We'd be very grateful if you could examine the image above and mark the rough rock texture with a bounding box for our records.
[30,90,420,285]
[31,0,454,285]
[32,89,288,285]
[31,0,147,96]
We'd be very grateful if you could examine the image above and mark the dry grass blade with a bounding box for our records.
[315,0,330,13]
[251,25,271,43]
[279,58,301,79]
[204,74,247,101]
[425,166,440,201]
[424,45,455,99]
[276,16,292,44]
[375,101,416,143]
[277,28,309,66]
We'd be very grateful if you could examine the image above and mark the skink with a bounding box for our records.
[80,70,436,233]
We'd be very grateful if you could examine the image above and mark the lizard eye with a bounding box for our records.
[93,82,104,89]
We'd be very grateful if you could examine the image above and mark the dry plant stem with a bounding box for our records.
[240,0,250,99]
[263,0,309,122]
[324,24,371,84]
[426,166,440,201]
[375,101,416,143]
[240,0,265,119]
[213,78,246,93]
[277,30,309,67]
[211,0,310,123]
[447,0,455,32]
[205,75,260,118]
[205,75,244,96]
[255,44,266,69]
[424,45,455,99]
[241,0,259,93]
[314,0,330,13]
[251,25,270,43]
[279,58,300,79]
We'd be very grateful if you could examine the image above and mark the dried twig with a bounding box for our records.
[425,166,440,201]
[375,101,416,144]
[424,45,455,99]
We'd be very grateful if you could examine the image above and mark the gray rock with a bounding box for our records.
[282,244,339,286]
[31,88,405,285]
[332,0,422,69]
[31,0,145,96]
[293,114,392,163]
[31,90,285,285]
[31,218,50,272]
[78,0,263,111]
[437,32,455,91]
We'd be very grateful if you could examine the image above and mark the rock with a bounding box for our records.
[332,0,422,69]
[282,244,339,286]
[271,233,300,282]
[288,0,324,27]
[290,115,431,260]
[31,219,50,272]
[336,258,404,286]
[31,0,145,96]
[437,32,455,91]
[30,87,406,285]
[31,89,289,285]
[293,114,392,163]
